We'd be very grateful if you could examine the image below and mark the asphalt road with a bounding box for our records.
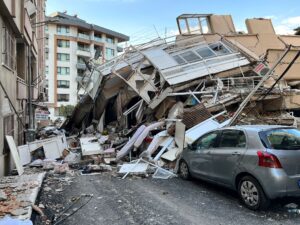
[36,173,300,225]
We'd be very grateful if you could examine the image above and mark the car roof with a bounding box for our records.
[220,125,295,132]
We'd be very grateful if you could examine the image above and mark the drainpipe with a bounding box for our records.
[27,44,35,142]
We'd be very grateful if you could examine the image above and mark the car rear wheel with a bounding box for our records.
[179,160,190,180]
[238,176,270,210]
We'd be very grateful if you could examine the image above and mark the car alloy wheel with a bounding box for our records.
[240,180,259,207]
[238,176,270,210]
[179,160,190,180]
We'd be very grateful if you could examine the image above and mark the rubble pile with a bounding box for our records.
[55,15,300,177]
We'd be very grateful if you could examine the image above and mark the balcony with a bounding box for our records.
[17,77,28,100]
[76,63,86,70]
[78,33,90,41]
[94,36,103,43]
[76,48,92,57]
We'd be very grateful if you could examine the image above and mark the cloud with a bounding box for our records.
[274,16,300,35]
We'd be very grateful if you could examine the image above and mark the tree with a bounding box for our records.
[59,105,75,117]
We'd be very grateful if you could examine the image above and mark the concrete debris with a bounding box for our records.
[0,190,7,201]
[0,173,45,220]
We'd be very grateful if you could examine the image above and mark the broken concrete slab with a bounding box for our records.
[80,137,103,156]
[6,136,24,175]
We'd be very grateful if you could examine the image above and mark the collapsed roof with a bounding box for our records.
[62,14,300,133]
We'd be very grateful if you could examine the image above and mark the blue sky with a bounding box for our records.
[47,0,300,44]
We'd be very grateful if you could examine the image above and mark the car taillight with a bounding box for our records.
[257,151,282,168]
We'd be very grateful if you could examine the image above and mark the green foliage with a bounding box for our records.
[59,105,75,117]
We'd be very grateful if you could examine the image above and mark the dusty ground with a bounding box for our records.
[34,172,300,225]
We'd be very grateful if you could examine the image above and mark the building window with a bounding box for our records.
[57,67,70,75]
[45,25,48,32]
[57,94,70,102]
[45,51,49,60]
[45,66,49,74]
[45,38,49,46]
[57,80,70,88]
[57,39,70,48]
[45,79,49,88]
[77,42,90,51]
[3,115,14,154]
[106,48,115,58]
[106,36,114,44]
[2,24,16,70]
[57,53,70,61]
[57,25,70,34]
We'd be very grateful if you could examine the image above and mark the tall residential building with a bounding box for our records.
[45,12,129,120]
[0,0,46,176]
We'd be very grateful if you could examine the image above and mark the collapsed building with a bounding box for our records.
[63,14,300,132]
[14,14,300,171]
[56,14,300,170]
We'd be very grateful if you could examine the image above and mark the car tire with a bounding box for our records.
[238,176,270,210]
[179,160,190,180]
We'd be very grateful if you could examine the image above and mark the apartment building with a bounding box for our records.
[0,0,46,176]
[45,12,129,120]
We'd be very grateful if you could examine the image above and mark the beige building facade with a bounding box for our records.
[45,12,129,120]
[0,0,46,176]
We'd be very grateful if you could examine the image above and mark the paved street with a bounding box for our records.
[36,173,300,225]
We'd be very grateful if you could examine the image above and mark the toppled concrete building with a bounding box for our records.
[63,14,300,134]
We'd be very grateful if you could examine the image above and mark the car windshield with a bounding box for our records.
[260,128,300,150]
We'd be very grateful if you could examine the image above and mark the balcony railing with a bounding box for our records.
[78,33,90,40]
[78,47,90,52]
[76,63,86,70]
[17,77,28,100]
[94,36,103,43]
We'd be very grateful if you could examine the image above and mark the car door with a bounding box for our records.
[211,129,247,186]
[187,131,219,178]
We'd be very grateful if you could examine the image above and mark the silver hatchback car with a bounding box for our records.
[179,125,300,210]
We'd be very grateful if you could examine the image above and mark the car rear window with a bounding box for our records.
[259,128,300,150]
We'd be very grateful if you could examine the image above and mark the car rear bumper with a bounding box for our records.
[253,168,300,199]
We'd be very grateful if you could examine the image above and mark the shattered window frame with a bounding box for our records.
[177,15,211,35]
[172,42,234,65]
[209,42,232,55]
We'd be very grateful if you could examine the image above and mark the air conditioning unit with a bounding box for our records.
[253,63,270,76]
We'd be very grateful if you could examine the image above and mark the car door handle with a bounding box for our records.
[232,152,241,156]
